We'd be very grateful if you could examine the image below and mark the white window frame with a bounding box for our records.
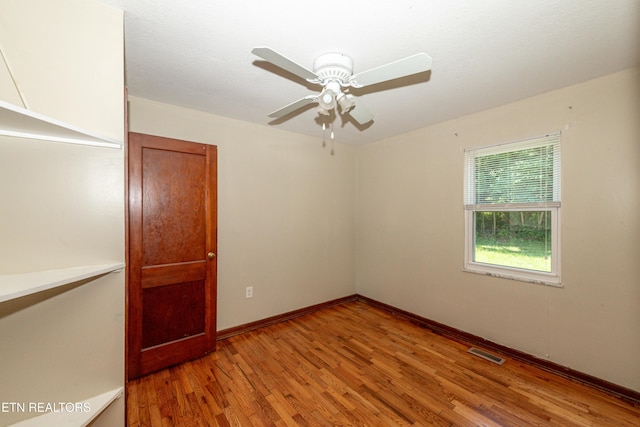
[463,133,562,286]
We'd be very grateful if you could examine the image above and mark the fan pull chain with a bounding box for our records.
[322,122,327,148]
[330,120,335,156]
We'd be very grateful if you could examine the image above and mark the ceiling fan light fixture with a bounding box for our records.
[337,93,355,113]
[317,88,336,112]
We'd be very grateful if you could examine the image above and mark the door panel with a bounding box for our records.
[127,132,217,380]
[142,280,205,348]
[141,148,206,265]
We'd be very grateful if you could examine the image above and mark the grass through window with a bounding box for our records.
[474,236,551,272]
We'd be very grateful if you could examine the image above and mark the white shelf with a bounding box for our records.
[9,386,124,427]
[0,100,122,149]
[0,263,125,303]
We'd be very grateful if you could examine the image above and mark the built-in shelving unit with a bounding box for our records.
[0,100,122,149]
[0,1,125,425]
[0,263,125,303]
[9,387,124,427]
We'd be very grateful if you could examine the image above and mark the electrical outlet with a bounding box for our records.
[245,286,253,298]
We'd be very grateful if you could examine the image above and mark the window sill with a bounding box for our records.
[463,265,562,288]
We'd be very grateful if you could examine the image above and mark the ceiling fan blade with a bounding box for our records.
[252,46,319,82]
[348,100,374,124]
[268,95,317,118]
[350,53,432,88]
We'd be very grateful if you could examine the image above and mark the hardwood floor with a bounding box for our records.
[127,301,640,426]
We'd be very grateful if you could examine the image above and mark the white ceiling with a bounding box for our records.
[100,0,640,144]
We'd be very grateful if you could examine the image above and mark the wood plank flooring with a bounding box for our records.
[127,301,640,426]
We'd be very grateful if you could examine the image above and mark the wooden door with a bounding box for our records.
[127,132,217,380]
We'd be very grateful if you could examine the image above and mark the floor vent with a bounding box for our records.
[467,347,506,365]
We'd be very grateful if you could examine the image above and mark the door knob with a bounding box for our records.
[207,252,216,260]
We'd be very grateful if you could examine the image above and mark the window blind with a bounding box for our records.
[464,133,561,209]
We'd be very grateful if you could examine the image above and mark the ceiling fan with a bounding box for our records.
[252,47,433,125]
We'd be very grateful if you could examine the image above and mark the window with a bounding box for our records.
[464,133,561,285]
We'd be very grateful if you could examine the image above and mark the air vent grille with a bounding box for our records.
[467,347,506,365]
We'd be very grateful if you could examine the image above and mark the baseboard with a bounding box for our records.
[216,295,358,340]
[356,294,640,405]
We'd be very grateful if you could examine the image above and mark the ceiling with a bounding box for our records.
[100,0,640,144]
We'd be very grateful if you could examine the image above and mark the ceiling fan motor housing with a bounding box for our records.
[313,53,353,85]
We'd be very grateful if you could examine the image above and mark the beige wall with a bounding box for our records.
[127,97,357,330]
[356,68,640,391]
